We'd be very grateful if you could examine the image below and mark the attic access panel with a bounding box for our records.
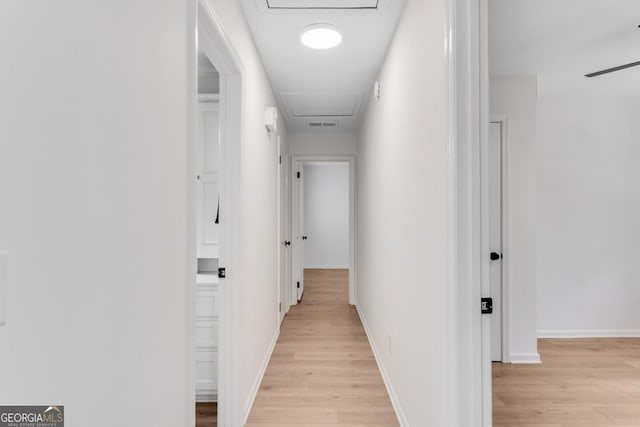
[282,93,361,117]
[266,0,379,9]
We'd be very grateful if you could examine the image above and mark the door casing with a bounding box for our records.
[447,0,491,425]
[277,136,291,323]
[489,117,511,364]
[194,2,244,425]
[290,156,357,306]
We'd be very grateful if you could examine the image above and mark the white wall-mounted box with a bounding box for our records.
[265,107,278,132]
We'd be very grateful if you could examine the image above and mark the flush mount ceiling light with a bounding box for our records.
[300,24,342,50]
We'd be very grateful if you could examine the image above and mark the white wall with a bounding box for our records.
[303,163,350,269]
[0,1,288,425]
[209,0,290,421]
[0,1,192,425]
[490,76,539,362]
[356,0,451,424]
[537,96,640,336]
[289,132,357,156]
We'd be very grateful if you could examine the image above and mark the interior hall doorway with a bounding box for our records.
[291,157,356,307]
[193,1,243,426]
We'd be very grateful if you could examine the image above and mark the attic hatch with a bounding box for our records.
[266,0,379,9]
[283,93,360,118]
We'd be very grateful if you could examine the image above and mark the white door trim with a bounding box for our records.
[290,155,357,306]
[447,0,489,426]
[490,116,511,363]
[276,135,291,323]
[186,3,197,426]
[479,0,492,423]
[277,135,282,320]
[196,1,244,426]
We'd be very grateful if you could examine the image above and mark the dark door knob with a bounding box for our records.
[490,252,501,261]
[302,236,308,240]
[284,241,291,246]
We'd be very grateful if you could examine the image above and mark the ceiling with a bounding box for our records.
[240,0,405,132]
[489,0,640,97]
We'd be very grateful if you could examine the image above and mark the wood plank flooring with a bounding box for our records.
[196,402,217,427]
[245,269,399,426]
[493,338,640,426]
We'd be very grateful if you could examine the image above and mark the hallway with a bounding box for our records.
[245,269,399,426]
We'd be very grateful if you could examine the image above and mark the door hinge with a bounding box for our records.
[279,302,282,312]
[296,171,301,179]
[279,155,282,165]
[218,267,226,279]
[297,281,300,289]
[481,297,493,314]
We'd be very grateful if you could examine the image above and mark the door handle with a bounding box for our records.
[490,252,502,261]
[302,236,308,240]
[284,241,291,246]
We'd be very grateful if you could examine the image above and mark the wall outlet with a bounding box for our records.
[387,333,392,356]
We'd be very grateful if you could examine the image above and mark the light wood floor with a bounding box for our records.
[493,338,640,426]
[245,269,400,426]
[196,402,216,427]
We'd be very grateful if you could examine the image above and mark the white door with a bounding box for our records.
[295,163,305,301]
[277,138,289,323]
[196,102,220,259]
[489,121,503,362]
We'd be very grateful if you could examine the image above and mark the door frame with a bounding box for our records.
[446,0,491,425]
[478,0,493,423]
[290,155,356,306]
[194,1,244,426]
[276,135,291,323]
[489,116,511,363]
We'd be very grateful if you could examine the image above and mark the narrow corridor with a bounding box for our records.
[245,269,399,426]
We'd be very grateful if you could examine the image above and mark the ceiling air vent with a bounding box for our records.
[308,121,338,128]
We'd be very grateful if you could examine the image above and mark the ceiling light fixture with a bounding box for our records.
[301,24,342,50]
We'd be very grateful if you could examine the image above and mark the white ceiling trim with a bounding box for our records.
[255,0,389,14]
[266,0,378,9]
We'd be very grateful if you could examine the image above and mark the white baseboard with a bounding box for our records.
[356,305,409,427]
[242,327,280,425]
[538,329,640,339]
[509,353,541,364]
[303,265,350,270]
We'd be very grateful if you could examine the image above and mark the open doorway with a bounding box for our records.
[291,157,356,307]
[194,47,220,425]
[193,1,243,426]
[481,1,640,425]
